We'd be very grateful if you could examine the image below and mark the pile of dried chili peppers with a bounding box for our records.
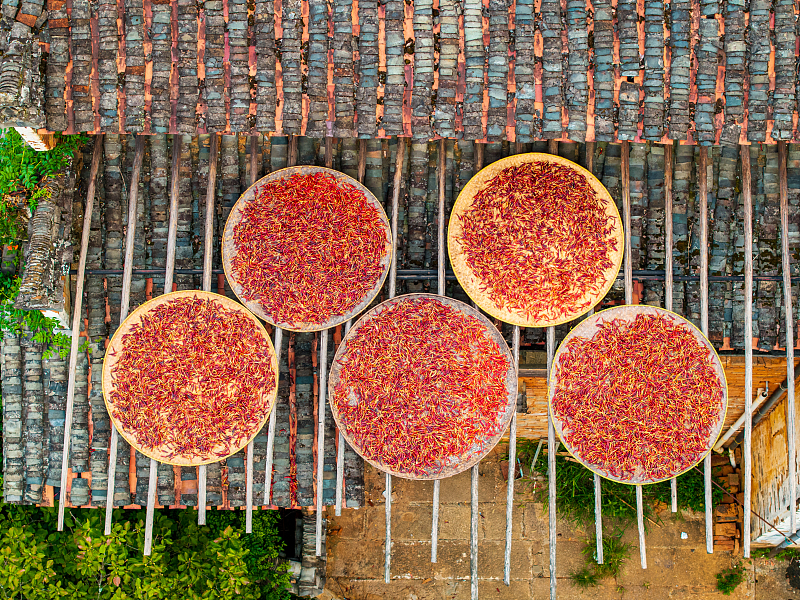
[232,171,388,326]
[551,312,724,482]
[107,295,277,462]
[457,161,618,322]
[331,296,511,477]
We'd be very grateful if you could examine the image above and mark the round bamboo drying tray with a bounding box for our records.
[327,293,518,480]
[448,153,624,327]
[222,166,393,332]
[547,305,729,485]
[102,290,279,466]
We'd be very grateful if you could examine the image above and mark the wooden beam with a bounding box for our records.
[57,134,104,530]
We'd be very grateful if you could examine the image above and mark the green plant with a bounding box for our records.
[751,547,800,561]
[0,132,90,360]
[716,562,747,595]
[0,129,87,247]
[516,441,723,530]
[569,534,632,588]
[569,567,600,588]
[0,503,293,600]
[0,273,84,359]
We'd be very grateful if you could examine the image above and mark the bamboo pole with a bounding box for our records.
[622,141,632,305]
[58,135,104,530]
[699,147,713,554]
[197,134,219,525]
[741,144,753,558]
[547,325,556,600]
[385,138,406,583]
[504,325,520,585]
[103,136,143,533]
[621,141,645,568]
[637,485,647,568]
[470,463,479,600]
[144,135,182,556]
[584,141,604,563]
[433,139,446,564]
[264,326,283,504]
[594,473,603,563]
[545,138,559,598]
[288,134,298,169]
[335,139,365,515]
[358,139,367,183]
[335,320,351,516]
[779,141,797,535]
[336,140,368,515]
[664,143,677,512]
[313,135,336,542]
[315,330,329,555]
[245,134,259,534]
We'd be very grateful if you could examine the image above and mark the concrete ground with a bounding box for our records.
[323,447,800,600]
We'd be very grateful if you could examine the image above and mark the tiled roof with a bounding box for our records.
[3,134,800,509]
[1,0,799,142]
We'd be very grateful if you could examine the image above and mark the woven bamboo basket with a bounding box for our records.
[222,166,393,332]
[448,152,624,327]
[327,293,518,480]
[547,304,729,485]
[102,290,279,466]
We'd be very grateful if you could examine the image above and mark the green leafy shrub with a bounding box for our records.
[0,131,91,359]
[0,129,87,246]
[716,562,746,595]
[0,503,293,600]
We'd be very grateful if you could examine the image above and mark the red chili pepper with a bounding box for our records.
[457,161,618,322]
[332,296,511,477]
[108,296,277,462]
[551,312,724,482]
[231,172,389,327]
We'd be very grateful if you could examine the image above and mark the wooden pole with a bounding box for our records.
[385,137,405,582]
[336,140,365,515]
[699,147,713,554]
[547,325,556,600]
[144,135,182,556]
[103,135,143,534]
[313,135,336,543]
[741,143,753,558]
[779,141,797,535]
[470,462,479,600]
[637,484,647,568]
[546,138,558,598]
[433,139,446,564]
[263,327,283,505]
[288,134,298,168]
[358,139,367,183]
[622,141,632,305]
[621,141,645,567]
[584,141,603,563]
[198,134,219,525]
[335,320,351,516]
[315,330,329,555]
[504,325,520,585]
[58,134,104,530]
[664,142,677,512]
[245,134,259,534]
